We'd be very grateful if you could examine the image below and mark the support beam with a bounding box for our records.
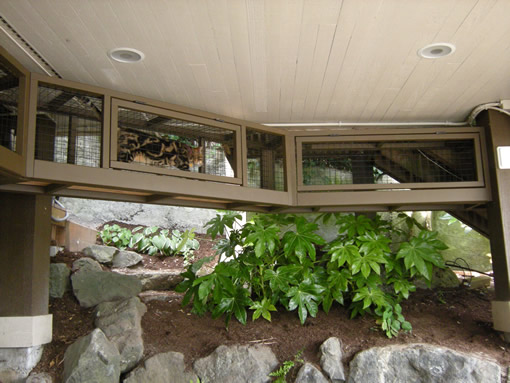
[482,110,510,336]
[0,193,52,347]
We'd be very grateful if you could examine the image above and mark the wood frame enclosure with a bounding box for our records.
[0,49,492,213]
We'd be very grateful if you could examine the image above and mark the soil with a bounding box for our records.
[38,224,510,381]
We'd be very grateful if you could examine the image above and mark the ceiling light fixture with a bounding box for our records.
[417,43,456,59]
[108,48,145,63]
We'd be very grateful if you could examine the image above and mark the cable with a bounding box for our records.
[51,198,69,222]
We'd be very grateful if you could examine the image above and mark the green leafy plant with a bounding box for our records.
[177,212,448,337]
[99,224,132,249]
[269,350,304,382]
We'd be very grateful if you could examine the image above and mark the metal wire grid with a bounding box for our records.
[35,84,103,167]
[116,107,235,176]
[0,61,20,152]
[246,129,285,191]
[302,139,477,186]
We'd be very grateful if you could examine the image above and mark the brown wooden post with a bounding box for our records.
[482,110,510,340]
[0,193,53,347]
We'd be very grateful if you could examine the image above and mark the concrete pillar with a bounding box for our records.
[482,110,510,338]
[0,193,52,347]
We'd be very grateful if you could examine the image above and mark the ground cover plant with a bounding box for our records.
[176,212,448,338]
[99,223,199,264]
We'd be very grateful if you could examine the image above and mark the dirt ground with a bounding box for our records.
[38,229,510,381]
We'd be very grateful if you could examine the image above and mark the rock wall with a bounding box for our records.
[59,197,219,233]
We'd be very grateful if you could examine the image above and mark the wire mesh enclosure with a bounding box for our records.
[0,60,20,152]
[116,106,236,178]
[300,138,478,187]
[246,128,285,191]
[35,83,103,167]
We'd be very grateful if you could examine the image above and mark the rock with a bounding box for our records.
[49,263,71,298]
[193,344,278,383]
[124,351,198,383]
[49,246,63,257]
[82,245,117,264]
[71,257,102,273]
[469,275,491,289]
[347,344,501,383]
[71,270,142,308]
[295,363,329,383]
[139,290,182,303]
[112,250,142,268]
[26,372,53,382]
[319,337,345,382]
[112,269,183,291]
[415,267,460,289]
[63,328,120,383]
[95,297,147,373]
[0,346,43,382]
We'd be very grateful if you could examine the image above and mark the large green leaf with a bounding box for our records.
[358,232,391,256]
[396,234,445,280]
[286,282,325,324]
[245,221,280,258]
[264,265,300,294]
[205,212,242,240]
[250,298,277,322]
[282,217,325,263]
[328,242,360,267]
[336,215,374,239]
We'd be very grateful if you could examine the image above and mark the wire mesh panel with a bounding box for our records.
[0,60,20,152]
[35,83,103,167]
[246,128,285,191]
[301,139,478,186]
[116,107,236,177]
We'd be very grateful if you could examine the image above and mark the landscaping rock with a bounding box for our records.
[112,250,143,268]
[95,297,147,373]
[71,270,142,308]
[124,351,198,383]
[347,344,501,383]
[295,363,329,383]
[63,328,120,383]
[414,267,460,289]
[49,263,71,298]
[49,246,63,257]
[71,257,102,273]
[26,371,53,382]
[193,344,278,383]
[0,346,43,382]
[112,268,183,291]
[319,337,345,382]
[82,244,117,264]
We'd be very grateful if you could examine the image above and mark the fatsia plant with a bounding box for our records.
[177,212,448,337]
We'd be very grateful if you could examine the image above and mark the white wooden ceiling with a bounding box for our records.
[1,0,510,125]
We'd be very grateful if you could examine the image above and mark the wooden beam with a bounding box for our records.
[44,184,69,194]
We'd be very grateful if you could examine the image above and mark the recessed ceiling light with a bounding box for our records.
[417,43,456,59]
[108,48,145,63]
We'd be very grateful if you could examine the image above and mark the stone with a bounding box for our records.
[71,270,142,308]
[63,328,120,383]
[347,344,501,383]
[319,337,345,382]
[112,269,183,291]
[124,351,198,383]
[0,346,43,382]
[414,267,460,289]
[112,250,143,268]
[295,363,329,383]
[82,244,117,264]
[49,263,71,298]
[95,297,147,373]
[469,275,491,289]
[49,246,63,257]
[26,372,53,382]
[139,290,182,303]
[193,344,278,383]
[71,257,102,273]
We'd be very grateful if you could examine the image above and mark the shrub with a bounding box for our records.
[176,212,447,337]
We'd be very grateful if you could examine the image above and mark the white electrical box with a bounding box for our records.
[497,146,510,169]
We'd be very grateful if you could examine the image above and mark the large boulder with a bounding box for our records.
[71,270,142,308]
[112,269,183,291]
[295,363,329,383]
[124,351,198,383]
[72,257,102,273]
[112,250,142,268]
[347,344,501,383]
[26,372,53,382]
[95,297,147,373]
[82,245,117,264]
[0,346,43,382]
[49,263,71,298]
[193,344,278,383]
[319,337,345,382]
[63,329,120,383]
